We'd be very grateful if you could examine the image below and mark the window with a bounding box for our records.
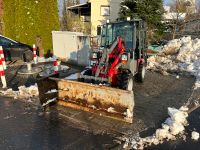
[0,37,15,46]
[100,6,110,16]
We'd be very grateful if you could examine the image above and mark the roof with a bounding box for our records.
[67,2,91,16]
[67,3,90,10]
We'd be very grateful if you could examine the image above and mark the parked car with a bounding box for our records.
[0,35,33,62]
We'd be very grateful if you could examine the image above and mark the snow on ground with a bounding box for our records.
[65,73,80,80]
[64,70,87,80]
[147,36,200,89]
[0,84,38,99]
[39,64,69,77]
[123,37,200,149]
[42,98,57,107]
[45,89,57,94]
[191,131,200,141]
[123,107,189,149]
[37,56,57,63]
[107,107,116,113]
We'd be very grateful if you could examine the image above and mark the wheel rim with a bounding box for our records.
[127,78,133,91]
[142,66,145,79]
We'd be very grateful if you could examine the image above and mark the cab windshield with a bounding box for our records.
[101,22,134,50]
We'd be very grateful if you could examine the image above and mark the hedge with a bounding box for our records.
[3,0,59,53]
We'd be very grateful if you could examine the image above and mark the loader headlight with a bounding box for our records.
[121,54,128,61]
[91,52,98,59]
[121,54,128,64]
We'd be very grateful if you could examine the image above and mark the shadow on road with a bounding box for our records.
[30,105,62,150]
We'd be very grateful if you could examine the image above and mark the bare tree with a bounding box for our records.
[169,0,194,39]
[196,1,200,15]
[61,0,91,34]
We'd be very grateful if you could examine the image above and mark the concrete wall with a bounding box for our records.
[89,0,122,36]
[52,31,90,66]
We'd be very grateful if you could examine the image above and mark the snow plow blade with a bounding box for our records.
[37,77,134,123]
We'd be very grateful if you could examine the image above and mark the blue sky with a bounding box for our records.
[164,0,170,5]
[80,0,86,3]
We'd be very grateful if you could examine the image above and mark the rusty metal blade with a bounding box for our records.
[37,77,134,123]
[57,79,134,123]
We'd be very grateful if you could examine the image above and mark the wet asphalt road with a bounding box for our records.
[1,97,200,150]
[0,97,117,150]
[0,62,200,150]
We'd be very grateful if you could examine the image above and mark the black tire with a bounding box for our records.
[83,69,92,76]
[118,72,133,91]
[78,69,92,82]
[136,63,145,83]
[23,50,33,62]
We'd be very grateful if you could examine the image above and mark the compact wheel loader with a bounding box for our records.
[37,19,147,123]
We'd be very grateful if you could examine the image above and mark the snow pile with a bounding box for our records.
[45,89,57,94]
[65,73,80,80]
[123,107,188,149]
[191,131,200,141]
[0,84,39,99]
[147,36,200,89]
[122,5,129,10]
[18,84,39,97]
[65,70,87,80]
[107,107,116,113]
[42,98,57,107]
[124,109,133,119]
[39,64,69,77]
[60,65,69,71]
[37,56,57,63]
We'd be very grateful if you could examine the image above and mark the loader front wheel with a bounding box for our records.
[78,69,92,82]
[83,69,92,76]
[119,72,133,91]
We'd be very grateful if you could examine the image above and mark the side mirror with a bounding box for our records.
[97,25,101,35]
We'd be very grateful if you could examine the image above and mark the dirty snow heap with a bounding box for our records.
[123,107,189,149]
[147,36,200,89]
[0,84,39,99]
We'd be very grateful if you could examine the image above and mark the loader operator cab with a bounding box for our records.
[97,19,147,60]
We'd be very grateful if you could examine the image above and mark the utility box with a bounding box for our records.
[52,31,90,66]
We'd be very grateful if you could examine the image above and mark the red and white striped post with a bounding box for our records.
[33,44,37,64]
[0,56,7,88]
[0,46,6,70]
[53,60,59,74]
